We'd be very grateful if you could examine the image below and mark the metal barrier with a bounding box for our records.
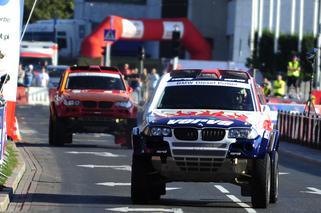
[278,111,321,149]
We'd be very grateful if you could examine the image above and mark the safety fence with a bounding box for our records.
[278,111,321,150]
[17,87,49,106]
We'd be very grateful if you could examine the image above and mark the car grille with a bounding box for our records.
[174,157,224,172]
[82,101,97,108]
[201,128,226,141]
[172,149,226,157]
[174,128,198,141]
[98,101,113,108]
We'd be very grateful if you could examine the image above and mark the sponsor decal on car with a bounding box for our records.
[167,119,234,126]
[166,80,251,89]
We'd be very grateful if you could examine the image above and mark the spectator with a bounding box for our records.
[18,64,25,86]
[141,68,149,101]
[127,68,141,103]
[121,63,132,77]
[287,55,301,95]
[273,74,286,97]
[36,66,50,87]
[24,64,34,87]
[149,68,160,91]
[263,77,272,97]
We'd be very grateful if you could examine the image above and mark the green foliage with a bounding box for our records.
[247,31,316,80]
[24,0,74,23]
[0,142,18,186]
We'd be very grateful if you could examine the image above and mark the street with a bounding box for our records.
[7,105,321,213]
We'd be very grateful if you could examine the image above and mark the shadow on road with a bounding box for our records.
[279,154,321,177]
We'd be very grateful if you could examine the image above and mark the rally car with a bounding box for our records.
[131,69,279,208]
[49,65,137,147]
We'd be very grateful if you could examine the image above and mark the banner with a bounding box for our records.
[0,0,24,102]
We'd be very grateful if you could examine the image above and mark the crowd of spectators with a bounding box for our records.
[18,62,50,88]
[120,63,160,103]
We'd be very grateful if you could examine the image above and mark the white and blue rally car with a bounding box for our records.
[131,69,279,208]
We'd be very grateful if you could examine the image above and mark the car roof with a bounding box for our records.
[169,69,252,83]
[69,65,121,74]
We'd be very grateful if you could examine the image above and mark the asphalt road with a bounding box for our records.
[6,105,321,213]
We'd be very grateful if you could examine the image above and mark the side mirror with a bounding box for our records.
[127,86,133,93]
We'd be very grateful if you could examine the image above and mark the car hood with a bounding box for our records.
[62,89,130,102]
[146,109,269,130]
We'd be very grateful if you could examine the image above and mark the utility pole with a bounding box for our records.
[316,0,321,89]
[274,0,281,53]
[298,0,304,52]
[291,0,296,35]
[269,0,274,32]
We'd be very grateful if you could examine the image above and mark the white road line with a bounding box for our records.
[107,207,183,212]
[214,185,256,213]
[214,185,230,193]
[66,151,125,157]
[301,187,321,195]
[78,165,131,171]
[96,182,181,191]
[279,172,289,175]
[226,195,256,213]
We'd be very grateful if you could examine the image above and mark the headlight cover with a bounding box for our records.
[63,99,80,106]
[228,128,258,139]
[114,101,132,108]
[148,127,172,137]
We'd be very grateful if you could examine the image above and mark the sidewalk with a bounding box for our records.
[279,141,321,166]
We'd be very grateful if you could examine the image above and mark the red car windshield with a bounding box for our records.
[66,73,126,91]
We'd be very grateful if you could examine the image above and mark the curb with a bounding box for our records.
[0,142,26,212]
[279,147,321,167]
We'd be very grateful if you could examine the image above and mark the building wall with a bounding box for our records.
[188,0,229,61]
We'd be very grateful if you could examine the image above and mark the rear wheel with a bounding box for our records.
[251,154,271,208]
[270,151,279,203]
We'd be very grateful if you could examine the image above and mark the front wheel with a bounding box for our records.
[50,117,66,146]
[270,151,279,203]
[251,154,271,208]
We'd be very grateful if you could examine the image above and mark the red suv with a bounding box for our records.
[49,66,137,147]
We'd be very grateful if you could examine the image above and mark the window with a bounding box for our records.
[57,38,67,49]
[66,75,126,91]
[158,85,254,111]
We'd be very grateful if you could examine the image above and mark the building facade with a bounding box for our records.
[74,0,318,64]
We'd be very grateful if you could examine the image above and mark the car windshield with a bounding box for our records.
[157,85,254,111]
[66,73,125,90]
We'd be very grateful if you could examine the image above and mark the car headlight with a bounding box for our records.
[148,127,172,137]
[114,101,132,108]
[63,99,80,106]
[228,128,258,139]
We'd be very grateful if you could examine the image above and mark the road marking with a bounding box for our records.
[96,182,181,191]
[214,185,256,213]
[20,129,38,134]
[78,165,131,171]
[96,182,130,187]
[66,151,124,157]
[226,195,256,213]
[214,185,230,193]
[107,207,183,212]
[279,172,289,175]
[301,187,321,195]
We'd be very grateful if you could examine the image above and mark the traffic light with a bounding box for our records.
[138,46,145,61]
[171,31,180,57]
[101,46,106,57]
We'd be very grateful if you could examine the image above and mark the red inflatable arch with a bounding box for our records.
[80,15,212,60]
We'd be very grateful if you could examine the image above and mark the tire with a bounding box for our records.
[64,133,73,144]
[51,117,66,146]
[270,151,279,203]
[49,115,54,145]
[131,155,151,204]
[251,154,271,208]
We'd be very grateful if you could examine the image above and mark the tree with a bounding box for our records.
[23,0,74,23]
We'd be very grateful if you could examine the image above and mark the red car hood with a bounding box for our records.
[62,89,130,102]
